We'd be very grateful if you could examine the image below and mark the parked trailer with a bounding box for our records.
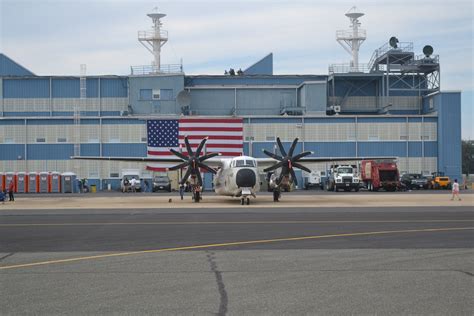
[361,160,400,191]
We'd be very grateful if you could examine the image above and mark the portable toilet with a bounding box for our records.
[39,172,50,193]
[5,172,17,193]
[61,172,77,193]
[28,172,39,193]
[50,172,61,193]
[17,172,28,193]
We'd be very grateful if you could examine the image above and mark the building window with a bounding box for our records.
[139,89,152,101]
[57,137,67,143]
[110,172,119,178]
[88,138,100,143]
[266,136,276,141]
[4,137,15,144]
[368,136,379,141]
[141,137,147,143]
[152,89,161,100]
[36,137,46,143]
[400,135,408,140]
[245,136,255,141]
[109,137,120,143]
[160,89,174,101]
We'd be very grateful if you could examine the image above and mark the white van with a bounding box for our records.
[120,169,141,192]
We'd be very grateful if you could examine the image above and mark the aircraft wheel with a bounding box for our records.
[194,192,200,203]
[273,190,279,202]
[241,198,245,205]
[246,197,250,205]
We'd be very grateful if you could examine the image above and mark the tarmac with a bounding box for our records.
[1,192,472,315]
[0,190,472,210]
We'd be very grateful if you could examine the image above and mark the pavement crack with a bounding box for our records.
[206,251,228,316]
[456,270,474,277]
[0,253,14,262]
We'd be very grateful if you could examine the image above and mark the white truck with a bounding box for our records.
[325,165,359,192]
[120,169,142,192]
[303,170,325,190]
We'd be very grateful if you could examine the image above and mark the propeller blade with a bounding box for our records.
[288,138,299,156]
[264,160,286,172]
[195,137,208,157]
[180,167,193,185]
[168,161,189,171]
[289,168,298,186]
[184,136,194,156]
[292,151,312,161]
[199,152,220,162]
[292,162,311,173]
[170,148,189,161]
[262,149,283,161]
[276,137,287,157]
[197,162,217,174]
[195,171,203,187]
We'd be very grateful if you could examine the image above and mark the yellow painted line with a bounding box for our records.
[0,226,472,271]
[1,220,474,227]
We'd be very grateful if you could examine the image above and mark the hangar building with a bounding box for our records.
[0,9,461,190]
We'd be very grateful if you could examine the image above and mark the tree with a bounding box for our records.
[462,140,474,175]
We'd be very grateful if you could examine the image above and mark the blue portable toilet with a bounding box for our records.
[61,172,77,193]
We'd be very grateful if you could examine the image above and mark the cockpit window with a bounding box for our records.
[235,159,256,167]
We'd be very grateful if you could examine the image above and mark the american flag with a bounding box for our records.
[147,118,244,171]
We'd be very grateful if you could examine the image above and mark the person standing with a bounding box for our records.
[8,181,15,202]
[144,180,149,193]
[179,184,185,200]
[130,178,137,193]
[451,179,461,201]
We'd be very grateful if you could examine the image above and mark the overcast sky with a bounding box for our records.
[1,0,472,138]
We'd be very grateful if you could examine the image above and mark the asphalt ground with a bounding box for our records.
[0,195,473,315]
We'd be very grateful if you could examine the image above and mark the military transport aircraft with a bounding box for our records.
[73,136,392,205]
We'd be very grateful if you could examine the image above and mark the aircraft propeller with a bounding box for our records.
[262,137,312,186]
[168,136,220,186]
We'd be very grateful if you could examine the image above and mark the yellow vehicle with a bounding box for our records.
[429,172,452,189]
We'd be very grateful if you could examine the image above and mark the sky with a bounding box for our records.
[1,0,473,138]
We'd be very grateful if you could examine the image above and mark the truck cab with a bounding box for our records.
[326,165,359,192]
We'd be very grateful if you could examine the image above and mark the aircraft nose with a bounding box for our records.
[236,169,256,187]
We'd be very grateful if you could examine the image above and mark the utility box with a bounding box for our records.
[28,172,39,193]
[39,172,50,193]
[50,172,61,193]
[5,172,17,193]
[17,172,28,193]
[61,172,77,193]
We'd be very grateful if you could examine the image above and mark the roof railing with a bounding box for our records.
[130,64,183,75]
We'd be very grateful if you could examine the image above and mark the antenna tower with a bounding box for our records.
[138,8,168,71]
[336,7,366,70]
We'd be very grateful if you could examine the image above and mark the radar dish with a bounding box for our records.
[389,37,399,49]
[423,45,434,57]
[177,90,191,107]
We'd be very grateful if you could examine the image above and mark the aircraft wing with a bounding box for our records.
[255,156,398,168]
[71,156,225,168]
